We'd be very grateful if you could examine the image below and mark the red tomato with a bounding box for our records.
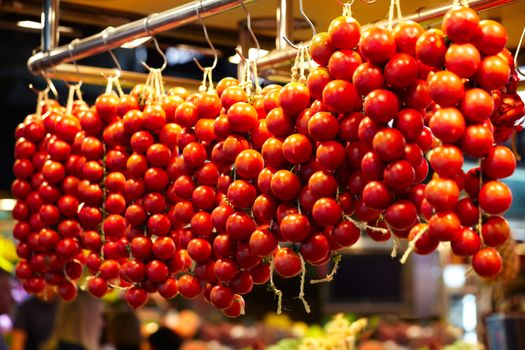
[308,111,340,141]
[322,80,361,114]
[476,56,510,91]
[332,220,360,248]
[460,88,494,123]
[472,247,502,278]
[394,108,423,142]
[429,108,466,143]
[362,181,392,210]
[425,178,459,211]
[307,67,332,100]
[383,160,415,190]
[273,248,301,278]
[482,216,510,247]
[328,50,362,81]
[227,102,258,133]
[481,146,516,179]
[359,27,396,64]
[384,53,418,88]
[429,145,464,178]
[403,80,432,110]
[384,200,418,231]
[352,63,385,97]
[312,198,343,227]
[270,170,301,201]
[450,227,481,256]
[428,71,465,107]
[409,223,439,255]
[428,211,461,241]
[461,125,494,158]
[415,29,447,67]
[445,44,481,78]
[280,214,311,242]
[310,32,335,66]
[442,7,480,43]
[372,128,406,161]
[235,149,264,180]
[364,89,400,124]
[282,134,313,164]
[316,141,345,170]
[478,181,512,214]
[361,151,385,180]
[328,16,361,49]
[279,82,310,117]
[473,20,507,56]
[393,20,424,55]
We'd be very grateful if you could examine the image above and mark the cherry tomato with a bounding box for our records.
[472,247,502,278]
[359,27,396,64]
[481,146,516,179]
[442,7,480,43]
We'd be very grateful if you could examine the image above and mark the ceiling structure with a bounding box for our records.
[61,0,525,49]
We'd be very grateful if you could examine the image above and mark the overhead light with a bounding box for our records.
[16,20,74,33]
[0,199,16,211]
[228,48,269,64]
[165,47,203,65]
[121,36,151,49]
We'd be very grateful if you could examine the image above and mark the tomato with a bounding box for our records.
[300,233,330,264]
[361,152,385,180]
[312,198,342,227]
[358,117,384,147]
[178,275,202,299]
[359,27,396,64]
[365,90,400,124]
[306,112,339,142]
[372,128,406,161]
[251,119,272,150]
[482,216,510,247]
[273,248,301,278]
[428,71,465,107]
[227,180,257,209]
[192,185,216,210]
[282,134,312,164]
[210,285,235,309]
[214,258,239,282]
[222,295,245,318]
[227,102,258,133]
[317,141,345,170]
[478,181,512,214]
[278,82,310,117]
[352,62,385,96]
[362,181,392,210]
[196,92,221,119]
[250,227,278,256]
[235,149,264,179]
[442,7,480,43]
[328,50,362,81]
[190,212,213,237]
[142,104,166,130]
[262,88,281,114]
[310,32,334,66]
[226,211,256,241]
[481,146,516,179]
[322,80,361,114]
[187,238,212,263]
[307,67,332,101]
[425,178,459,211]
[216,77,239,97]
[332,220,360,247]
[87,277,108,298]
[416,29,447,67]
[384,53,418,88]
[445,43,480,78]
[460,125,494,158]
[429,108,465,143]
[394,108,423,142]
[328,16,360,49]
[266,107,294,137]
[384,200,418,231]
[472,247,502,278]
[403,79,431,110]
[450,228,481,256]
[221,86,247,112]
[476,56,510,91]
[270,170,301,201]
[430,145,464,177]
[308,170,337,197]
[464,166,483,196]
[409,223,439,255]
[393,20,424,55]
[213,233,234,258]
[280,214,311,242]
[473,20,507,56]
[383,160,415,190]
[428,211,461,241]
[257,167,276,195]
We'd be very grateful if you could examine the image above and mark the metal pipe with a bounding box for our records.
[276,0,293,50]
[257,0,515,70]
[47,64,201,90]
[28,0,257,73]
[42,0,60,51]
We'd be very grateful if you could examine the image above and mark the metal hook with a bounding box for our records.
[102,27,122,75]
[239,0,260,60]
[193,0,218,71]
[144,14,168,71]
[515,26,525,77]
[282,0,316,50]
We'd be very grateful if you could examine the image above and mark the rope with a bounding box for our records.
[310,254,342,284]
[400,225,427,264]
[387,0,403,31]
[298,254,311,313]
[269,257,283,314]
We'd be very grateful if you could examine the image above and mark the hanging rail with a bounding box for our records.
[27,0,257,73]
[257,0,515,71]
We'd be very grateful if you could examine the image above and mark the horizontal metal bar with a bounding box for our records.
[257,0,515,70]
[28,0,256,73]
[47,64,201,90]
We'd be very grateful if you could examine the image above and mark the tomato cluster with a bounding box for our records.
[11,4,524,315]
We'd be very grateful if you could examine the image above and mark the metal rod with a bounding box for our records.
[276,0,293,50]
[28,0,257,73]
[42,0,60,51]
[48,64,201,90]
[257,0,515,70]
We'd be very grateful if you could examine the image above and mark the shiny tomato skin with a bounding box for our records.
[359,27,396,64]
[442,7,480,43]
[328,16,360,49]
